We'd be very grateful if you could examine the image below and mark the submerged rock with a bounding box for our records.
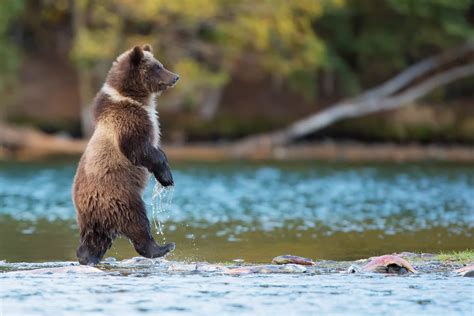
[118,256,167,266]
[280,264,307,273]
[455,264,474,277]
[346,264,362,273]
[272,255,315,266]
[196,263,228,273]
[166,262,228,273]
[167,263,198,272]
[103,257,117,263]
[7,265,104,275]
[226,264,307,275]
[361,255,417,274]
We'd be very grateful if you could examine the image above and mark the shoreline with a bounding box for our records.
[3,141,474,163]
[1,124,474,162]
[1,252,473,275]
[164,142,474,162]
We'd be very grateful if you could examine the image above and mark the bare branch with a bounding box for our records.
[354,42,473,101]
[233,63,474,153]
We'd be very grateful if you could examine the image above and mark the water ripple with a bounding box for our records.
[0,161,473,234]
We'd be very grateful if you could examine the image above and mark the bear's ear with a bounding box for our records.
[130,46,144,65]
[142,44,152,53]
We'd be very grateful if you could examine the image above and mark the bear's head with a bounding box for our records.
[106,44,179,98]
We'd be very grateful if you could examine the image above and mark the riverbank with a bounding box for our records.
[1,124,473,162]
[164,142,474,162]
[2,251,473,275]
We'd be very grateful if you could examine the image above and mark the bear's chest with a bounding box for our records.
[145,98,160,148]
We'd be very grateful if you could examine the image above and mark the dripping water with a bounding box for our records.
[151,181,174,243]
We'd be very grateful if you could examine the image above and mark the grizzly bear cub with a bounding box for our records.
[72,44,178,265]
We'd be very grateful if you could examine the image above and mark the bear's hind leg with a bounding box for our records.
[122,201,175,258]
[77,232,112,265]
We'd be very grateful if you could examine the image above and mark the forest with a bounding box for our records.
[0,0,473,151]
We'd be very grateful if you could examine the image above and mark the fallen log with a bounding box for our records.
[232,43,474,155]
[0,123,86,159]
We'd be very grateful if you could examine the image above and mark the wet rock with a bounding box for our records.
[7,265,104,275]
[280,264,307,273]
[196,263,228,273]
[226,264,306,275]
[396,252,418,258]
[225,266,257,274]
[118,256,166,266]
[361,255,417,274]
[395,252,434,259]
[103,257,117,263]
[119,257,151,265]
[455,264,474,277]
[167,263,198,272]
[421,253,435,258]
[272,255,315,266]
[346,264,362,274]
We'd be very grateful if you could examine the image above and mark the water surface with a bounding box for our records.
[1,159,473,315]
[1,263,472,316]
[0,160,472,262]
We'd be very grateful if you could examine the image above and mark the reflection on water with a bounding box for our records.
[0,160,473,262]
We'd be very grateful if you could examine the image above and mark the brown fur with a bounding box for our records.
[72,45,179,265]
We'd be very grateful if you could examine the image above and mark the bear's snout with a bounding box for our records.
[172,75,180,84]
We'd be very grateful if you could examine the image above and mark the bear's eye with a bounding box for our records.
[153,64,162,71]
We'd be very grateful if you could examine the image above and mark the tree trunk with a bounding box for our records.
[232,43,474,155]
[282,64,474,142]
[70,0,96,138]
[199,87,224,120]
[354,42,473,101]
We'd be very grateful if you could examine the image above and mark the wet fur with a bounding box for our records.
[73,45,178,265]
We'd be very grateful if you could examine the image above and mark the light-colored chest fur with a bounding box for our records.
[145,95,160,148]
[101,83,161,147]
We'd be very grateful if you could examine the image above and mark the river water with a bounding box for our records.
[0,159,473,315]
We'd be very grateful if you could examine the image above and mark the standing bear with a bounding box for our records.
[72,44,178,265]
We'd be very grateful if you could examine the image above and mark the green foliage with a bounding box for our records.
[70,0,342,104]
[437,250,474,263]
[173,58,229,107]
[317,0,473,93]
[0,0,24,96]
[0,0,472,109]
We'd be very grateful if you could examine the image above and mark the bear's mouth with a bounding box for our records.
[158,82,177,91]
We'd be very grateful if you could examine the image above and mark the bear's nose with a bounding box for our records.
[173,75,179,83]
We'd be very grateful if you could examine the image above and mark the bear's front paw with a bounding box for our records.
[155,168,174,187]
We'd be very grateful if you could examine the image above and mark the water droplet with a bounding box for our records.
[151,181,174,242]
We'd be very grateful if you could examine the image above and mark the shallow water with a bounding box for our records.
[0,260,472,315]
[0,160,473,262]
[0,159,473,315]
